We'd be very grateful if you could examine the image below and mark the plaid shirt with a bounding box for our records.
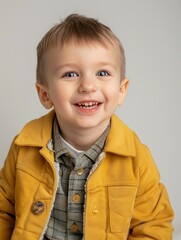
[44,118,109,240]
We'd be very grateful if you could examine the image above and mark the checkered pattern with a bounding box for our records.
[44,118,109,240]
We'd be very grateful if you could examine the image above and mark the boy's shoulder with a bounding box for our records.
[15,110,55,147]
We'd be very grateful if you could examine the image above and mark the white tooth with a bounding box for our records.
[85,103,88,106]
[89,102,93,106]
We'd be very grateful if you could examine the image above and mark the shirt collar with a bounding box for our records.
[53,117,110,162]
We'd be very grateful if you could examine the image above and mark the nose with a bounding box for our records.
[78,75,97,93]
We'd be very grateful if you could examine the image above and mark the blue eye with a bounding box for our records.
[97,71,109,76]
[64,72,78,77]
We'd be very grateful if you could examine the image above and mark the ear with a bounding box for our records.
[36,83,53,109]
[118,78,129,106]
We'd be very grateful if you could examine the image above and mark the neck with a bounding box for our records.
[58,122,110,151]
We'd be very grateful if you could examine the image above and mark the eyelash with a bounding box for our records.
[97,71,110,76]
[63,72,79,78]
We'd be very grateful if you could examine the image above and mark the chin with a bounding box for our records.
[75,118,109,130]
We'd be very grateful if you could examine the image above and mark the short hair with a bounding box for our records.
[36,14,125,84]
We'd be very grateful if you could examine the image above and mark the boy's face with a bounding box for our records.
[36,40,128,135]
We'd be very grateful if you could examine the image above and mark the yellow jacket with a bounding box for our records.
[0,111,174,239]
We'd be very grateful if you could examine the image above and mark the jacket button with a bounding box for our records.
[93,208,99,215]
[32,201,45,215]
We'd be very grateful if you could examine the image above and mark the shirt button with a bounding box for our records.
[70,223,79,232]
[72,194,81,203]
[32,201,45,215]
[76,168,84,175]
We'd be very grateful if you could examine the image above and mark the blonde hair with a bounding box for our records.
[36,14,125,84]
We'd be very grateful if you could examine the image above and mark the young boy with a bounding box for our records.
[0,14,174,240]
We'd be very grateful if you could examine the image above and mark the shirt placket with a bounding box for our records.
[67,154,92,238]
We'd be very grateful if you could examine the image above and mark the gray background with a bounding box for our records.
[0,0,180,238]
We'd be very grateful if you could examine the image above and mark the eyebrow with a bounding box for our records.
[54,63,77,73]
[96,62,118,70]
[54,62,118,73]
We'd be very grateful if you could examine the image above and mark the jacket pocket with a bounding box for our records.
[108,185,137,233]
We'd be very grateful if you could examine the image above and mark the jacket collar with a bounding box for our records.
[15,111,136,157]
[15,110,55,147]
[104,115,136,157]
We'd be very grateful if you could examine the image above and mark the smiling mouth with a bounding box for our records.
[75,101,101,109]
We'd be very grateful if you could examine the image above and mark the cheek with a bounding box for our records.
[104,84,120,102]
[48,84,65,100]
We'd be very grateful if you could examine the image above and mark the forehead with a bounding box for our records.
[43,39,122,68]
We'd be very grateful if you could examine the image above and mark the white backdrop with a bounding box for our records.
[0,0,180,238]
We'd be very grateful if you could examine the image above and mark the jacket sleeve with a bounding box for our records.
[0,138,18,239]
[129,144,174,239]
